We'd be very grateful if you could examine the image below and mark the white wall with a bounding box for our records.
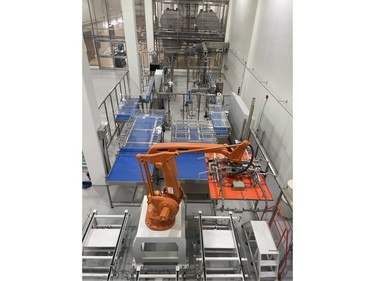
[224,0,259,92]
[225,0,293,187]
[244,0,293,109]
[228,0,258,62]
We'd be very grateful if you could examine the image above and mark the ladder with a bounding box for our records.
[244,221,279,281]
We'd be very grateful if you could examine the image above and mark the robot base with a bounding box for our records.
[132,196,187,267]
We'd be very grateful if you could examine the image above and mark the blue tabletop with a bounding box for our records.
[214,128,229,136]
[175,152,207,180]
[132,118,162,129]
[115,104,138,122]
[106,149,152,183]
[106,151,207,183]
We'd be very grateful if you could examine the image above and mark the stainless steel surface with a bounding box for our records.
[244,221,279,281]
[203,229,235,249]
[82,210,130,281]
[84,229,121,248]
[250,221,277,254]
[196,212,247,280]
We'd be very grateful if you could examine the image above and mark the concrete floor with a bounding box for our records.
[83,69,293,280]
[90,68,128,105]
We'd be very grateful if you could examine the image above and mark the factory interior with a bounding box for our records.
[82,1,292,280]
[3,1,375,281]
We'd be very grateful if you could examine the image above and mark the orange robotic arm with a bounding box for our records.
[136,140,249,231]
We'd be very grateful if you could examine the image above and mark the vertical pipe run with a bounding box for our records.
[103,103,112,138]
[106,185,114,208]
[114,88,120,108]
[118,80,123,99]
[257,95,269,134]
[239,61,247,96]
[123,76,127,98]
[109,94,115,126]
[246,98,256,140]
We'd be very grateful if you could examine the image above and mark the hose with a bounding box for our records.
[229,144,254,175]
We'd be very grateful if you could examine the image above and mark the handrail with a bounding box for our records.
[261,205,291,280]
[98,70,129,108]
[97,71,131,148]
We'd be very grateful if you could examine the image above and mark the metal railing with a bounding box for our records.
[98,71,131,146]
[261,205,291,280]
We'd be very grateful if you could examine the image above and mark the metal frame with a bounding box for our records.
[118,110,165,150]
[249,128,293,279]
[171,119,217,143]
[105,183,144,209]
[104,110,166,208]
[135,265,181,281]
[97,71,130,150]
[261,205,291,280]
[195,211,248,280]
[82,210,130,280]
[84,0,129,70]
[242,220,279,281]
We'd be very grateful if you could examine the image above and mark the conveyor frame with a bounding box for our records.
[195,211,248,280]
[82,210,130,280]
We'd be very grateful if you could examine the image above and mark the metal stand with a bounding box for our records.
[132,196,187,266]
[82,210,130,280]
[243,221,279,281]
[195,211,248,280]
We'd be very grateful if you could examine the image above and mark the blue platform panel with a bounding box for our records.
[132,118,162,129]
[115,103,139,122]
[107,151,207,183]
[175,152,207,180]
[106,149,153,183]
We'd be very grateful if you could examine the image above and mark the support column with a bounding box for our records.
[121,0,142,95]
[224,0,234,42]
[144,0,154,55]
[82,38,107,185]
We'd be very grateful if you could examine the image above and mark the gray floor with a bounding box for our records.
[91,68,128,105]
[83,70,292,280]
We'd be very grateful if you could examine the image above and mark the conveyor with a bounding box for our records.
[114,98,140,136]
[115,98,139,123]
[82,210,130,280]
[196,212,248,280]
[105,110,165,207]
